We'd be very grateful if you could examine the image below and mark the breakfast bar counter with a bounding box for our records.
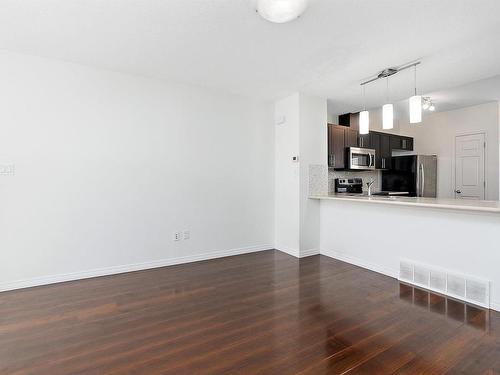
[310,193,500,214]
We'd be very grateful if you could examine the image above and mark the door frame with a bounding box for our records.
[453,130,487,200]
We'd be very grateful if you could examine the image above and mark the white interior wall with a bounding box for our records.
[274,93,326,257]
[299,94,327,254]
[0,50,274,290]
[274,94,300,255]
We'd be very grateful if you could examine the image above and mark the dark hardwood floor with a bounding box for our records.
[1,250,499,375]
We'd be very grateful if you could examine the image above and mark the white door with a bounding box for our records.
[455,133,485,200]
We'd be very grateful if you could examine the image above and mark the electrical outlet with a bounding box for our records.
[183,231,190,240]
[173,232,181,241]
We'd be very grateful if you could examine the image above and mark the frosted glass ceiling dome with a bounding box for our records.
[256,0,309,23]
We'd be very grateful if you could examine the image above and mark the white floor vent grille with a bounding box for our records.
[399,260,490,308]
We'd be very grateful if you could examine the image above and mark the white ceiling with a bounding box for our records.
[1,0,500,112]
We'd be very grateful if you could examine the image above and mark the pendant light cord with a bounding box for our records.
[362,85,366,111]
[414,65,417,96]
[386,77,389,103]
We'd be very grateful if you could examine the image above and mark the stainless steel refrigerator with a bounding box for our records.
[381,155,437,197]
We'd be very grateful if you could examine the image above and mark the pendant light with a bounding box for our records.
[382,77,394,130]
[409,65,422,124]
[256,0,308,23]
[359,85,369,135]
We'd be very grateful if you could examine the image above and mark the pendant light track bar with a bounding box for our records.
[360,61,421,86]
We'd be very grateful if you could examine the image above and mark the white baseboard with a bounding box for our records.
[275,246,320,259]
[299,248,320,258]
[491,301,500,312]
[320,248,399,279]
[0,244,273,293]
[275,245,300,258]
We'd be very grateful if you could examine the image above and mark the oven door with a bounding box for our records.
[348,147,376,170]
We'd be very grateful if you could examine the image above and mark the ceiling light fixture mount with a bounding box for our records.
[256,0,309,23]
[360,61,421,86]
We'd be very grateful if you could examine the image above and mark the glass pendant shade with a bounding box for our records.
[359,110,369,135]
[409,95,422,124]
[382,103,394,130]
[256,0,308,23]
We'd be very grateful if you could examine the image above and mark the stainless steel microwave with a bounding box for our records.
[347,147,376,170]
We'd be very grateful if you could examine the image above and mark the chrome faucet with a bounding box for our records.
[366,178,375,196]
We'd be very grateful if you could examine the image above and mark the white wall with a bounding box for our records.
[320,199,500,311]
[0,50,274,290]
[274,94,300,255]
[400,102,499,200]
[299,94,327,253]
[274,93,327,257]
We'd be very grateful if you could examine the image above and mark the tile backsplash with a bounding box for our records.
[309,164,328,195]
[328,169,381,193]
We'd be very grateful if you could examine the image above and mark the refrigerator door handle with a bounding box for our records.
[420,163,425,197]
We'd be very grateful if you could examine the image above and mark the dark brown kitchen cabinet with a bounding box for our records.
[369,132,391,169]
[370,132,381,168]
[328,123,413,170]
[338,112,359,129]
[328,124,360,169]
[328,124,346,169]
[358,133,371,149]
[345,128,359,148]
[391,135,414,151]
[379,133,392,169]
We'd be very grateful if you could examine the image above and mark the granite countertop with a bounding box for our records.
[309,193,500,214]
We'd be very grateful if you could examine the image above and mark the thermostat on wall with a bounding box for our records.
[276,115,286,126]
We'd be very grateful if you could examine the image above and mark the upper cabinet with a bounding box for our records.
[327,120,414,170]
[379,133,393,169]
[345,128,359,148]
[391,135,414,151]
[358,133,371,149]
[328,124,347,169]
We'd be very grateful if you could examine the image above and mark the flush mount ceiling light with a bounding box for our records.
[256,0,309,23]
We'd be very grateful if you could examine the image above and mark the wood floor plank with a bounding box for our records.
[0,250,499,375]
